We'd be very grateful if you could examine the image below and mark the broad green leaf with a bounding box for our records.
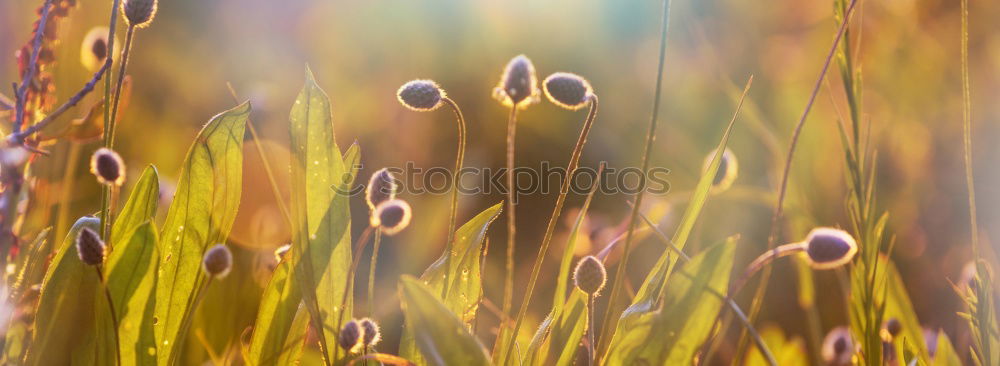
[106,222,159,365]
[110,165,159,246]
[400,203,503,364]
[604,237,736,365]
[546,290,589,366]
[247,256,305,366]
[609,102,741,341]
[247,141,359,366]
[287,67,354,362]
[399,275,491,366]
[154,102,250,365]
[26,217,102,366]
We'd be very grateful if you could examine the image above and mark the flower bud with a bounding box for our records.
[338,319,364,354]
[492,55,540,109]
[365,168,397,211]
[122,0,157,28]
[542,72,594,110]
[573,255,607,296]
[76,227,106,266]
[821,326,854,365]
[90,147,126,186]
[359,318,381,348]
[702,148,738,193]
[803,228,858,269]
[370,199,412,236]
[80,27,113,73]
[202,244,233,279]
[397,80,445,111]
[883,318,902,340]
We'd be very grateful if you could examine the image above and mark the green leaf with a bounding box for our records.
[399,275,491,366]
[26,216,103,366]
[610,102,741,339]
[247,257,306,366]
[106,222,159,365]
[111,165,159,246]
[744,326,807,366]
[604,237,737,365]
[154,102,250,365]
[546,290,589,366]
[287,67,355,362]
[8,228,52,303]
[400,203,503,364]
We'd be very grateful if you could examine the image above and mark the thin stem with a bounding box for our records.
[504,95,599,364]
[56,142,82,240]
[441,97,466,300]
[13,0,54,133]
[96,266,122,366]
[99,0,124,243]
[587,295,595,366]
[731,243,804,296]
[11,62,111,143]
[367,230,382,317]
[107,26,136,150]
[334,225,375,361]
[960,0,978,258]
[597,0,672,356]
[502,107,518,319]
[741,0,858,356]
[225,83,292,227]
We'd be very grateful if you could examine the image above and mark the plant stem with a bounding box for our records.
[101,24,136,238]
[96,266,121,366]
[441,97,466,300]
[504,95,599,364]
[334,225,374,361]
[597,0,672,357]
[13,0,53,133]
[587,295,595,366]
[502,107,518,320]
[737,0,858,359]
[56,142,82,240]
[98,0,125,243]
[960,0,978,259]
[367,230,382,317]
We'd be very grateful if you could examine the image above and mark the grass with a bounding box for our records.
[0,0,993,365]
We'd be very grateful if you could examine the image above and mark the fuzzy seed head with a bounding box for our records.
[202,244,233,279]
[370,199,412,236]
[883,318,902,340]
[702,148,738,193]
[359,318,381,347]
[803,227,858,269]
[493,55,540,109]
[365,168,397,211]
[122,0,157,28]
[75,227,106,266]
[397,80,445,111]
[573,255,607,296]
[821,326,854,365]
[338,320,364,354]
[90,148,126,186]
[542,72,594,110]
[80,27,113,73]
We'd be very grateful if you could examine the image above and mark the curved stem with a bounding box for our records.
[367,230,382,317]
[730,243,804,296]
[597,0,672,356]
[501,107,518,319]
[504,96,599,364]
[742,0,858,356]
[96,267,121,366]
[441,97,466,300]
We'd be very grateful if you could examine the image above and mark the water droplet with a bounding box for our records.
[152,316,159,325]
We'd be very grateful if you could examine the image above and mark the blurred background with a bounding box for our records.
[2,0,999,363]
